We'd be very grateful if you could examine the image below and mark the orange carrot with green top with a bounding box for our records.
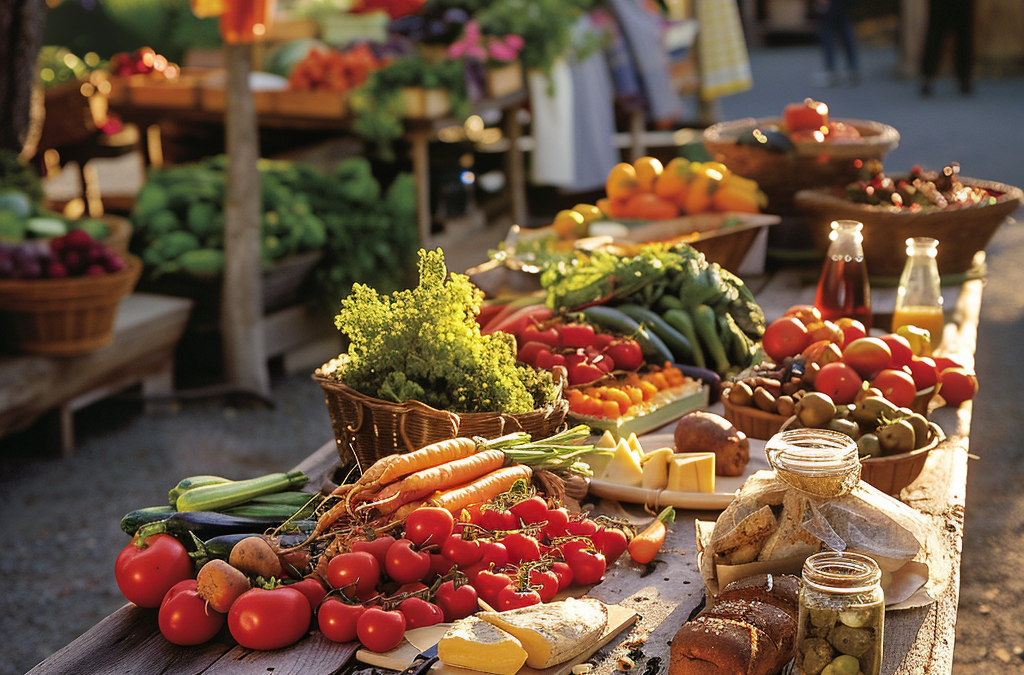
[430,465,533,514]
[628,507,675,564]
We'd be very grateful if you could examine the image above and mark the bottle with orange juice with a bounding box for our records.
[892,237,943,354]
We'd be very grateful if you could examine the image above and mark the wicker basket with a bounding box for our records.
[794,178,1023,277]
[314,357,569,468]
[703,117,900,215]
[721,397,787,440]
[860,422,944,495]
[100,215,132,256]
[0,255,141,356]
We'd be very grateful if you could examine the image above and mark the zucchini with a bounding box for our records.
[168,475,231,506]
[663,309,706,369]
[248,491,319,507]
[176,470,309,513]
[578,306,674,366]
[693,304,731,376]
[221,503,315,519]
[615,304,695,365]
[120,505,175,536]
[164,511,309,538]
[200,533,255,561]
[655,294,684,313]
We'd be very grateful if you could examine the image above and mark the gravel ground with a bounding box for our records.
[2,43,1023,675]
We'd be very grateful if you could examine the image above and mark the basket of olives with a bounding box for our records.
[779,390,945,495]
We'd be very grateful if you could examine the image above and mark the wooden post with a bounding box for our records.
[0,0,48,153]
[221,43,270,398]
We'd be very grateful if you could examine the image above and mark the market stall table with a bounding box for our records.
[27,271,979,675]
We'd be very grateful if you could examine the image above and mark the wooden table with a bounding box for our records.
[28,271,979,675]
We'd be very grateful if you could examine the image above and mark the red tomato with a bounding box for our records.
[592,333,616,350]
[566,518,599,537]
[763,317,810,363]
[542,508,571,539]
[356,607,406,653]
[385,539,431,584]
[871,368,917,409]
[528,569,560,602]
[933,356,964,372]
[836,318,867,346]
[351,536,396,570]
[591,527,629,562]
[939,367,978,406]
[477,540,509,570]
[441,535,482,567]
[115,533,194,608]
[783,99,828,132]
[159,580,225,646]
[496,585,542,611]
[478,507,517,532]
[550,561,574,591]
[398,597,445,629]
[474,569,513,607]
[427,551,454,579]
[509,497,549,526]
[603,339,644,371]
[536,350,567,370]
[396,581,428,595]
[501,532,541,564]
[318,598,365,643]
[568,549,607,585]
[880,334,914,368]
[405,507,455,547]
[842,337,893,379]
[906,356,939,391]
[558,538,592,564]
[228,587,312,650]
[592,353,615,374]
[327,551,380,598]
[517,341,552,368]
[521,326,559,347]
[567,360,606,387]
[558,323,597,349]
[434,580,479,622]
[289,578,327,612]
[814,362,863,405]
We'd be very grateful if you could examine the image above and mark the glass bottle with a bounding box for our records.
[891,237,943,355]
[814,220,872,330]
[795,551,885,675]
[765,428,861,499]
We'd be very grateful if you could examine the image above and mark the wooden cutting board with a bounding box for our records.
[356,603,638,675]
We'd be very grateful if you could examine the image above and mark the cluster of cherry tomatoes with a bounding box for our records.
[513,321,646,387]
[566,365,690,419]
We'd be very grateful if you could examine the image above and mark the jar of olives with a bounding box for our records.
[765,428,861,499]
[796,551,884,675]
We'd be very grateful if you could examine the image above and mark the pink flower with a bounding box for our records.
[448,20,488,60]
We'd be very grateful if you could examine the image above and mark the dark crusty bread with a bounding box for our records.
[670,575,799,675]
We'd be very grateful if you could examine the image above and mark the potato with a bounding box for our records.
[197,559,250,613]
[753,387,778,413]
[674,411,749,477]
[229,536,284,579]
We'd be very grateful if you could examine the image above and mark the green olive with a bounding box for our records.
[877,420,916,455]
[829,654,862,675]
[827,417,861,440]
[857,434,882,458]
[797,392,837,428]
[839,608,871,628]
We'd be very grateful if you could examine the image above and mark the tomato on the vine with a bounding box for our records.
[159,579,225,646]
[398,597,444,629]
[442,535,482,567]
[428,551,454,579]
[568,549,607,585]
[478,507,517,532]
[228,586,311,650]
[477,540,509,570]
[385,539,431,584]
[528,568,560,602]
[288,578,327,612]
[558,538,593,564]
[501,532,541,564]
[327,551,380,598]
[356,607,406,653]
[591,527,629,563]
[542,508,571,539]
[318,597,365,643]
[434,580,478,622]
[404,507,455,547]
[550,561,574,591]
[474,569,513,608]
[509,497,549,526]
[566,518,599,537]
[351,536,396,570]
[115,533,194,608]
[496,584,542,611]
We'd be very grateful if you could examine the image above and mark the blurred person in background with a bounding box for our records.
[815,0,860,86]
[920,0,974,96]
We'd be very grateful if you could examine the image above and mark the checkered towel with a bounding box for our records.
[697,0,753,99]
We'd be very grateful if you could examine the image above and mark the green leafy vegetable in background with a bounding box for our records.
[334,248,559,414]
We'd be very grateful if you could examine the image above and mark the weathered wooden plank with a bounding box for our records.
[202,635,358,675]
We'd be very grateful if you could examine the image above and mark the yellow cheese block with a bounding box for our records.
[478,597,609,669]
[626,432,644,458]
[596,430,617,449]
[599,439,643,487]
[667,453,716,493]
[640,447,673,490]
[438,616,528,675]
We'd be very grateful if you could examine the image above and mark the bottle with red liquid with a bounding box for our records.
[814,220,872,330]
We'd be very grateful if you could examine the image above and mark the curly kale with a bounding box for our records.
[335,248,558,414]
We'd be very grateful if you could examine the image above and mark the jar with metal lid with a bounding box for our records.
[765,428,861,499]
[795,551,884,675]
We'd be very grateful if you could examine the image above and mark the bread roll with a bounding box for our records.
[670,575,799,675]
[674,411,750,477]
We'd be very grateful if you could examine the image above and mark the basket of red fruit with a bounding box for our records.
[0,230,141,355]
[795,161,1023,277]
[703,99,900,214]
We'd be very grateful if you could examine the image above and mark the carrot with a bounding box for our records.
[375,438,477,487]
[367,449,507,515]
[628,506,675,564]
[430,465,534,514]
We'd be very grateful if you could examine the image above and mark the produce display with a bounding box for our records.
[843,160,999,210]
[108,46,181,79]
[737,98,863,150]
[0,231,127,279]
[287,43,386,92]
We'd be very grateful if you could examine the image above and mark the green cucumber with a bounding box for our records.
[663,309,706,370]
[176,470,309,513]
[121,505,175,536]
[578,305,674,365]
[693,304,731,376]
[615,304,695,365]
[168,475,232,506]
[655,294,684,313]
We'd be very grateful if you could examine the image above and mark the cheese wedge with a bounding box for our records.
[478,597,609,669]
[599,439,643,487]
[438,616,528,675]
[640,447,673,490]
[596,430,617,449]
[626,432,644,458]
[667,453,716,493]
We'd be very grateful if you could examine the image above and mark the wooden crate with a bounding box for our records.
[401,87,450,119]
[200,85,277,114]
[486,62,523,98]
[129,75,201,109]
[273,90,348,118]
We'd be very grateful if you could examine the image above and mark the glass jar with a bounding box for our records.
[891,237,943,355]
[795,551,885,675]
[765,428,861,499]
[814,220,872,330]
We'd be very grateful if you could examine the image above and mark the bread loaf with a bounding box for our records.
[670,574,799,675]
